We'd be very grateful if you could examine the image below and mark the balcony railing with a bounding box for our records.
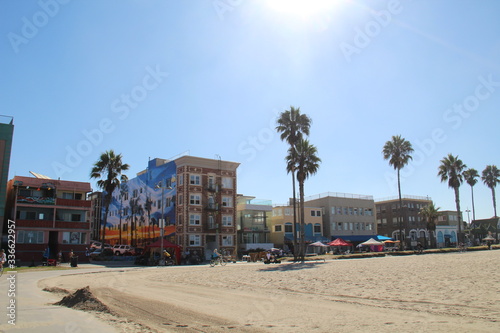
[56,198,92,208]
[205,203,219,211]
[17,196,55,205]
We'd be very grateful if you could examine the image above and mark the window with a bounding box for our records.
[133,189,138,198]
[392,217,398,224]
[313,223,321,234]
[222,197,232,207]
[222,215,233,226]
[337,207,342,215]
[331,207,336,215]
[63,192,73,199]
[365,208,373,216]
[354,208,358,216]
[349,207,354,215]
[273,209,283,217]
[359,208,364,216]
[190,194,201,205]
[284,208,291,216]
[208,215,215,229]
[189,234,201,246]
[222,235,233,246]
[17,230,44,244]
[71,214,81,222]
[62,232,87,244]
[343,207,348,215]
[275,225,282,232]
[331,222,336,231]
[179,175,183,185]
[190,175,201,185]
[311,210,321,217]
[284,223,293,233]
[349,223,353,230]
[222,177,233,189]
[189,214,201,225]
[338,222,343,231]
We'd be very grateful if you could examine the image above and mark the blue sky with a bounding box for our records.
[1,0,499,220]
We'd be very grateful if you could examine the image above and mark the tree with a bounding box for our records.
[118,182,129,244]
[286,138,321,262]
[382,135,414,249]
[438,154,467,245]
[276,106,311,260]
[90,150,129,245]
[463,168,479,221]
[419,203,440,248]
[481,165,500,218]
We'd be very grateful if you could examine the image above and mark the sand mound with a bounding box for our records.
[54,286,112,313]
[43,286,70,295]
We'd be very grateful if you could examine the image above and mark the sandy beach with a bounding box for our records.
[39,250,500,332]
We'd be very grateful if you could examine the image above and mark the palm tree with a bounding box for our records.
[419,203,440,248]
[481,165,499,218]
[382,135,414,249]
[438,154,467,245]
[286,138,321,262]
[276,106,311,260]
[90,150,129,245]
[118,182,129,244]
[463,168,479,221]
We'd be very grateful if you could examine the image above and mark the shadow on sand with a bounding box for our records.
[258,261,325,272]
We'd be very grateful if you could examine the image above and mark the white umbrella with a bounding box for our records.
[309,241,328,247]
[360,238,384,246]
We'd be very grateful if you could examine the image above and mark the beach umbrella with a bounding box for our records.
[482,235,495,241]
[309,241,328,247]
[361,238,384,246]
[328,238,352,247]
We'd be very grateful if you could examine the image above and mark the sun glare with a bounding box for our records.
[264,0,341,21]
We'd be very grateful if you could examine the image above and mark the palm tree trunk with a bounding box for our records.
[492,188,497,218]
[471,185,476,221]
[299,177,305,262]
[102,204,110,245]
[454,186,462,245]
[291,171,298,261]
[397,168,404,250]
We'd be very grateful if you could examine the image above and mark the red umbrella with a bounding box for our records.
[328,238,352,247]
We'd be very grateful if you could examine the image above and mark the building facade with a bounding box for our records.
[305,192,376,242]
[0,116,14,244]
[101,155,239,260]
[268,204,326,251]
[236,195,273,251]
[375,195,432,248]
[6,175,92,263]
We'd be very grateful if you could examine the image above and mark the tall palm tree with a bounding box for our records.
[286,138,321,262]
[276,106,311,260]
[438,154,467,245]
[419,203,440,248]
[382,135,414,250]
[481,165,500,218]
[118,182,128,244]
[90,150,129,245]
[463,168,479,221]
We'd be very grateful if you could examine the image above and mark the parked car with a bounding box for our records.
[113,244,134,256]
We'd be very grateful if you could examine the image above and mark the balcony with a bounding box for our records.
[55,221,90,229]
[56,198,92,208]
[205,203,219,212]
[206,184,219,192]
[17,219,53,228]
[17,196,55,205]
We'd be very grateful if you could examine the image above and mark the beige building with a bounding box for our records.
[305,192,376,242]
[268,203,325,251]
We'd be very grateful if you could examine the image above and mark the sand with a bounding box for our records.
[40,250,500,332]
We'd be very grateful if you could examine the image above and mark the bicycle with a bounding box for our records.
[209,256,227,267]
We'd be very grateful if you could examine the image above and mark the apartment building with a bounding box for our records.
[236,195,273,251]
[305,192,376,242]
[268,203,326,251]
[101,155,239,260]
[375,195,432,248]
[5,175,92,263]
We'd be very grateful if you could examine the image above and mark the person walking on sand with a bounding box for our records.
[0,249,6,269]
